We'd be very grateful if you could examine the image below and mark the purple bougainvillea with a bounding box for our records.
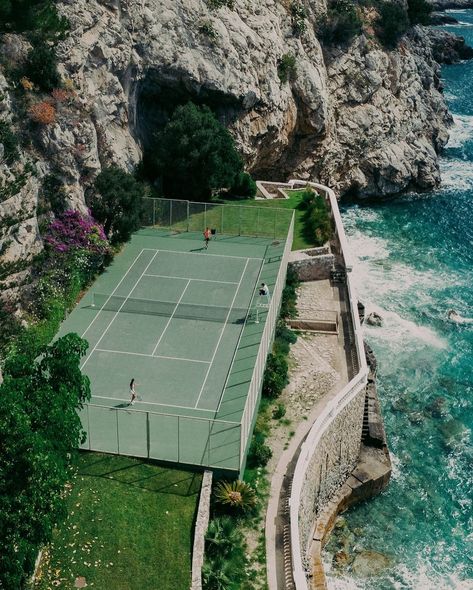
[44,210,110,255]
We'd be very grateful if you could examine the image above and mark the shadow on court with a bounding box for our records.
[78,453,202,497]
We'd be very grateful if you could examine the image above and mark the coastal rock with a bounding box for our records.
[366,312,383,327]
[439,419,470,451]
[425,28,473,64]
[351,550,391,576]
[0,0,466,289]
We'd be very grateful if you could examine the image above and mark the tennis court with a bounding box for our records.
[59,206,294,472]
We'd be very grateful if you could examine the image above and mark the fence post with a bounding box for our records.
[204,203,207,229]
[86,404,91,449]
[256,208,260,237]
[152,199,156,227]
[170,200,173,228]
[187,201,190,233]
[273,208,278,238]
[221,206,224,234]
[147,412,150,458]
[208,420,211,467]
[177,416,180,463]
[116,411,120,454]
[238,207,242,236]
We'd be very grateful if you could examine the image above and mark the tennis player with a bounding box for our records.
[129,378,137,405]
[203,227,211,249]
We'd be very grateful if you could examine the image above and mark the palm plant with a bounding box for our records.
[205,516,241,557]
[214,480,256,512]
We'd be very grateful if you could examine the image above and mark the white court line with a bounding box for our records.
[95,348,210,364]
[81,249,147,338]
[81,251,160,369]
[151,279,191,356]
[194,258,250,408]
[144,273,239,285]
[92,394,215,413]
[142,247,261,261]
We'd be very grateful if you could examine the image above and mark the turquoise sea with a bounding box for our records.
[325,11,473,589]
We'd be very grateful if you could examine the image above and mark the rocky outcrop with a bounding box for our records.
[425,28,473,63]
[0,0,469,290]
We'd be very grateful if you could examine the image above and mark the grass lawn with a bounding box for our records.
[34,452,202,590]
[222,190,315,251]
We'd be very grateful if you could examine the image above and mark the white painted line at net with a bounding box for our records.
[81,251,160,369]
[151,279,191,357]
[92,395,215,413]
[144,273,239,285]
[194,258,250,409]
[95,348,211,364]
[142,247,262,262]
[81,249,147,339]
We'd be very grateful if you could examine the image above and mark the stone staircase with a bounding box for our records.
[330,265,346,284]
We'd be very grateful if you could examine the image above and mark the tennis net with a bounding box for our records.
[91,293,252,324]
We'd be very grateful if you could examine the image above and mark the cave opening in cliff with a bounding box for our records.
[134,70,242,185]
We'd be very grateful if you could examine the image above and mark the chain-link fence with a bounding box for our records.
[142,197,293,239]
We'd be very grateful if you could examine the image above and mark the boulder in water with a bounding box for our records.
[425,396,448,419]
[439,419,470,452]
[351,550,391,576]
[366,312,383,327]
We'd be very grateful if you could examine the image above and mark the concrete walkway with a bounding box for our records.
[265,279,352,590]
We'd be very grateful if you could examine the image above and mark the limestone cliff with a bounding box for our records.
[0,0,464,294]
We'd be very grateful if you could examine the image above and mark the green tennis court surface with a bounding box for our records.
[58,228,288,471]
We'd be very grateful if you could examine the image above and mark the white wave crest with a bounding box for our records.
[440,159,473,191]
[447,114,473,148]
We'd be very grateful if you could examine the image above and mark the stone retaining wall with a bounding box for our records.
[288,252,334,282]
[191,470,213,590]
[297,387,366,570]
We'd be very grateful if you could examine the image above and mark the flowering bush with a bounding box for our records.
[28,102,56,125]
[44,210,110,256]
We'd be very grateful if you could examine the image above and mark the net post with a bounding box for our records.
[187,201,190,232]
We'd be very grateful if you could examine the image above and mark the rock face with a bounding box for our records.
[0,0,468,289]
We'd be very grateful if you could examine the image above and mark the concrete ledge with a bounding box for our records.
[191,470,213,590]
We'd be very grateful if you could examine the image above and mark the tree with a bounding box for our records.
[0,333,90,588]
[155,103,243,201]
[92,166,145,245]
[229,171,257,198]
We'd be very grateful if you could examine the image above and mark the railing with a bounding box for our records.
[142,197,294,240]
[284,181,368,590]
[239,212,295,469]
[80,403,242,471]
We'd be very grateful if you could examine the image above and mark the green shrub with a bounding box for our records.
[248,434,273,467]
[230,171,257,198]
[318,0,362,45]
[300,191,332,246]
[154,103,243,201]
[376,1,409,48]
[22,39,60,91]
[206,0,234,9]
[278,53,297,83]
[407,0,431,25]
[274,320,297,355]
[273,402,286,420]
[0,121,19,165]
[205,516,242,557]
[199,20,219,41]
[291,1,307,35]
[0,0,68,38]
[262,352,288,399]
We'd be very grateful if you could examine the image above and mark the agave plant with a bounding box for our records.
[214,479,256,512]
